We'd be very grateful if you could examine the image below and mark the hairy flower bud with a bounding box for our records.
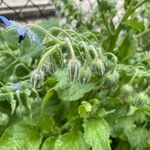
[42,61,56,76]
[0,112,9,126]
[134,92,148,107]
[120,84,133,100]
[79,67,91,84]
[68,58,81,81]
[104,70,119,89]
[91,59,105,75]
[31,69,44,88]
[16,104,26,117]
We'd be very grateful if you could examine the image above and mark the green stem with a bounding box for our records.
[66,38,76,59]
[82,32,99,43]
[16,90,23,105]
[79,41,91,66]
[49,27,72,40]
[96,0,113,35]
[136,29,150,38]
[105,52,118,72]
[108,0,149,51]
[2,60,18,72]
[65,29,83,42]
[129,69,138,84]
[90,46,99,60]
[38,43,63,69]
[26,24,63,43]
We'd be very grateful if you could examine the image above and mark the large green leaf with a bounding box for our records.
[42,136,56,150]
[54,129,88,150]
[127,19,145,31]
[0,123,42,150]
[117,32,138,62]
[83,118,111,150]
[125,127,150,150]
[54,70,95,101]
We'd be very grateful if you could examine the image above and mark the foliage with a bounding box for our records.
[0,0,150,150]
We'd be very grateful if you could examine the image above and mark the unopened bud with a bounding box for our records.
[121,84,133,100]
[68,58,81,81]
[31,69,45,88]
[16,104,26,117]
[79,67,91,84]
[104,70,119,89]
[42,61,56,76]
[91,59,105,75]
[134,92,148,107]
[0,112,9,126]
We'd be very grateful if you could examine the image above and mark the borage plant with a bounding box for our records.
[0,0,150,150]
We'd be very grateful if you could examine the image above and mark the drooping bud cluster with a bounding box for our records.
[68,58,81,81]
[31,69,45,88]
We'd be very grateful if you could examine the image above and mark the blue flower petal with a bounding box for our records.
[0,15,12,27]
[10,82,21,90]
[0,16,42,49]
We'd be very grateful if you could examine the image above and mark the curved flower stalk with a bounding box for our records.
[0,16,41,49]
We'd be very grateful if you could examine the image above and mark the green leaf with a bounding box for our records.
[42,136,56,150]
[127,19,145,31]
[43,89,58,106]
[78,101,92,118]
[33,114,55,134]
[56,82,95,101]
[117,32,138,62]
[83,118,111,150]
[0,123,42,150]
[54,70,95,101]
[125,128,150,150]
[54,129,88,150]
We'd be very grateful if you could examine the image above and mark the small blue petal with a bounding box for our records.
[0,15,12,27]
[10,82,21,90]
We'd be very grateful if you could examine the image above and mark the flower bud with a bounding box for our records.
[91,59,105,75]
[134,92,148,107]
[120,84,133,100]
[79,67,91,84]
[103,70,119,89]
[42,61,56,76]
[16,104,26,117]
[68,58,81,81]
[0,112,9,126]
[31,69,45,88]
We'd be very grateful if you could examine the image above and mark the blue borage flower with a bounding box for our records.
[0,15,41,49]
[10,82,21,90]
